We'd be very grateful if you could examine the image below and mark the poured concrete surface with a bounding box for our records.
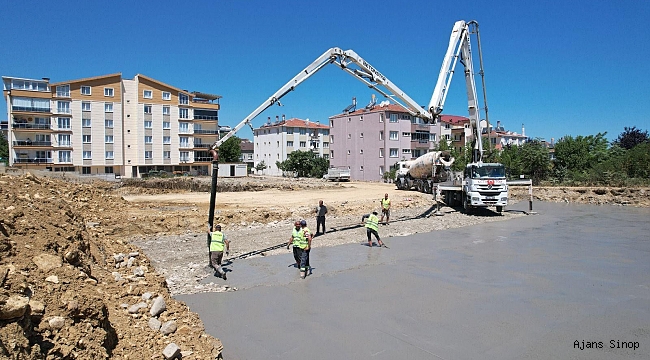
[177,202,650,359]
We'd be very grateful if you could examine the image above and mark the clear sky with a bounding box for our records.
[1,0,648,142]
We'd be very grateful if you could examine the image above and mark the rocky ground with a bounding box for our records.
[1,172,648,359]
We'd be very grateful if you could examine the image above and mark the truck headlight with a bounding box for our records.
[501,197,508,201]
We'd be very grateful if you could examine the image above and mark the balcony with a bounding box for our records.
[55,142,73,148]
[193,157,213,162]
[13,158,53,164]
[12,123,52,130]
[193,115,219,121]
[54,108,72,115]
[13,140,52,147]
[58,157,73,164]
[12,106,51,113]
[193,129,219,135]
[179,143,192,149]
[193,143,212,149]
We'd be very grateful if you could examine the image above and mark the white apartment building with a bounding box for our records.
[253,116,330,176]
[2,74,221,178]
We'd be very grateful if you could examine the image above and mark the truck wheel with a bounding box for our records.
[463,193,472,213]
[496,206,503,213]
[423,182,431,194]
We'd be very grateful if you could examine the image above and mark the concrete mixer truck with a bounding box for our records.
[395,20,509,213]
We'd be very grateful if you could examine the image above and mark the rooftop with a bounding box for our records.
[257,118,329,130]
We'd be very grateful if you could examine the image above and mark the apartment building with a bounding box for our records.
[253,116,330,176]
[2,74,221,178]
[239,138,254,170]
[439,115,472,153]
[328,103,440,181]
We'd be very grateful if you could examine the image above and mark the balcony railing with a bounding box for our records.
[12,106,51,113]
[13,141,52,147]
[179,143,192,148]
[56,91,70,98]
[194,129,219,135]
[194,157,213,162]
[14,158,53,164]
[55,142,72,147]
[58,157,73,163]
[193,115,219,121]
[193,143,211,148]
[12,123,52,130]
[55,108,72,114]
[179,158,191,162]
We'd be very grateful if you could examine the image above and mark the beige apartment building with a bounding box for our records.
[2,74,221,178]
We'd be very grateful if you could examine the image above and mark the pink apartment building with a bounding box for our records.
[328,103,440,181]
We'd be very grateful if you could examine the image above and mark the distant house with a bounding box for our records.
[484,121,528,150]
[253,115,330,176]
[239,138,254,170]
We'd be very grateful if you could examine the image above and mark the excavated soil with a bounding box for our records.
[1,172,648,359]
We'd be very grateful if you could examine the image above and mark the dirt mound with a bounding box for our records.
[0,173,222,359]
[509,186,650,207]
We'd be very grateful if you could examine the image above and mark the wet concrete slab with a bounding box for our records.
[177,202,650,360]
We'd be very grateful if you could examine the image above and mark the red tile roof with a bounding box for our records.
[439,115,469,125]
[331,103,412,117]
[257,118,329,130]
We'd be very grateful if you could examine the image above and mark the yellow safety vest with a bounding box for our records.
[381,198,391,209]
[292,228,308,249]
[365,214,379,231]
[302,227,311,239]
[210,231,225,252]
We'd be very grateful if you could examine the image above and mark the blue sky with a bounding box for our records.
[1,0,648,142]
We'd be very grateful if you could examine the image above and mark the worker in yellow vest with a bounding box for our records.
[380,193,391,225]
[300,219,313,275]
[287,220,311,279]
[209,224,230,280]
[362,211,385,247]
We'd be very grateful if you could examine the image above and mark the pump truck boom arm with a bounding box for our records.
[427,20,485,163]
[211,47,431,151]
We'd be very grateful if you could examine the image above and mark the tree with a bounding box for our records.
[276,150,329,178]
[613,126,649,150]
[255,160,267,173]
[219,136,241,163]
[0,131,8,164]
[553,133,609,172]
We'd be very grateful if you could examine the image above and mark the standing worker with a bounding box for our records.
[315,200,328,235]
[380,193,391,225]
[209,224,230,280]
[361,211,385,247]
[287,220,311,279]
[300,219,313,275]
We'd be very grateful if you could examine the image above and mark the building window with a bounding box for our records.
[330,151,334,158]
[144,105,152,114]
[179,151,189,162]
[287,127,293,134]
[360,166,364,171]
[323,154,329,160]
[390,148,398,157]
[58,134,70,147]
[323,142,329,148]
[300,141,306,147]
[347,133,351,139]
[144,151,152,159]
[162,106,170,115]
[56,85,70,97]
[403,149,411,154]
[144,136,152,144]
[59,151,71,163]
[82,102,91,111]
[144,120,152,129]
[430,133,437,141]
[179,93,189,105]
[57,101,71,114]
[105,151,114,159]
[105,135,113,143]
[389,131,398,140]
[143,90,153,99]
[83,151,92,159]
[82,166,91,174]
[105,119,114,128]
[81,86,91,95]
[360,149,364,154]
[105,103,113,112]
[82,118,91,127]
[104,88,114,97]
[299,128,307,135]
[58,117,70,129]
[348,117,351,122]
[179,136,189,147]
[287,141,294,147]
[445,123,451,129]
[379,131,384,140]
[379,166,384,175]
[162,92,171,101]
[379,113,385,123]
[163,136,171,144]
[445,134,450,140]
[179,108,189,119]
[379,148,384,158]
[163,151,171,159]
[330,135,334,143]
[105,166,114,173]
[347,150,351,155]
[403,132,410,137]
[83,135,91,143]
[330,120,334,127]
[179,123,189,133]
[389,114,398,123]
[163,121,170,129]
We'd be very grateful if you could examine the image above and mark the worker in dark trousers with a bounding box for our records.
[362,211,385,247]
[300,220,313,275]
[315,200,328,235]
[287,220,311,279]
[209,225,230,280]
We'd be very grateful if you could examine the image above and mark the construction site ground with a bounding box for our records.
[1,172,649,359]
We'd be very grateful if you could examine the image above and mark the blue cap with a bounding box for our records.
[300,220,307,226]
